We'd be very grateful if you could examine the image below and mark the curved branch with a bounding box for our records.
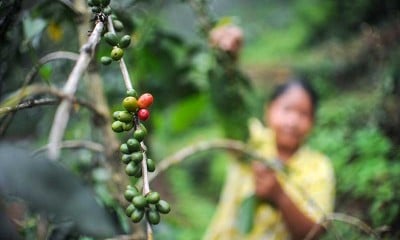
[48,21,105,161]
[0,98,58,114]
[33,140,104,156]
[147,139,284,183]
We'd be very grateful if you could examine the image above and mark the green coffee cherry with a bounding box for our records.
[126,89,138,98]
[127,138,140,152]
[120,143,130,154]
[103,6,112,15]
[101,56,112,65]
[132,195,147,209]
[111,121,123,132]
[146,208,160,225]
[111,47,124,61]
[112,111,121,120]
[91,6,101,13]
[122,96,138,112]
[146,158,155,172]
[145,191,160,204]
[113,20,124,32]
[156,200,171,214]
[118,111,133,123]
[125,204,135,217]
[121,154,131,164]
[122,122,133,131]
[133,168,142,178]
[119,35,131,48]
[131,152,143,164]
[104,32,119,46]
[133,128,146,142]
[125,162,140,176]
[124,187,139,201]
[131,208,144,223]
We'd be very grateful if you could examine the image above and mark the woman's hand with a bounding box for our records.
[252,161,284,204]
[209,25,243,56]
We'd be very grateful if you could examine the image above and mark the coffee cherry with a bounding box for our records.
[122,122,133,131]
[146,208,160,225]
[103,6,112,15]
[118,111,133,123]
[138,109,150,121]
[131,152,143,164]
[91,6,101,13]
[124,187,139,201]
[125,204,136,217]
[132,195,147,209]
[126,89,138,98]
[133,168,142,178]
[125,162,140,176]
[137,93,153,109]
[127,138,140,152]
[146,158,155,172]
[145,191,160,204]
[131,208,144,223]
[111,121,123,132]
[113,20,124,32]
[133,128,146,142]
[120,143,130,154]
[112,111,121,120]
[121,154,132,164]
[101,56,112,65]
[104,32,119,46]
[122,96,138,112]
[156,200,171,214]
[111,47,124,61]
[119,35,131,49]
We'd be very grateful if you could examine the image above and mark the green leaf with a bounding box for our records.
[0,144,119,237]
[236,194,258,234]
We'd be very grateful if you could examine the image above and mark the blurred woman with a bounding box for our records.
[204,25,335,240]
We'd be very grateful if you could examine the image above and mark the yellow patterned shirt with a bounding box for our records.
[203,119,335,240]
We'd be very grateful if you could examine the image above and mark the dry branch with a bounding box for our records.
[48,21,105,160]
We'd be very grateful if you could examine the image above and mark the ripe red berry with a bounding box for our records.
[137,93,153,109]
[138,108,150,121]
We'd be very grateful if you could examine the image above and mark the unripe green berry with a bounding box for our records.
[131,208,144,223]
[111,121,123,132]
[121,154,131,164]
[122,96,138,112]
[103,6,112,15]
[156,200,171,214]
[119,35,131,48]
[133,168,142,178]
[113,20,124,32]
[118,111,133,123]
[122,122,133,131]
[91,6,101,13]
[146,191,160,204]
[111,47,124,61]
[125,162,140,176]
[133,128,146,142]
[146,208,160,225]
[104,32,119,46]
[132,195,147,209]
[126,89,138,98]
[146,158,156,172]
[131,152,143,164]
[101,56,112,65]
[120,143,130,154]
[124,188,139,201]
[125,204,135,217]
[127,138,140,152]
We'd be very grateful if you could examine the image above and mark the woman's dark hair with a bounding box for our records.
[269,77,319,117]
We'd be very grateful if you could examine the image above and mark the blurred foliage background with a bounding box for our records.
[1,0,400,239]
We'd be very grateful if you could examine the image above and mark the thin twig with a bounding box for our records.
[0,98,58,114]
[48,21,105,161]
[33,140,104,156]
[0,84,107,119]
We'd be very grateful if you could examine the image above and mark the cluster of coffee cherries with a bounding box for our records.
[111,90,170,224]
[101,32,131,64]
[88,0,112,15]
[124,185,170,224]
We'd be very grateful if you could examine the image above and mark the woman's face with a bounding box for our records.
[266,85,314,152]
